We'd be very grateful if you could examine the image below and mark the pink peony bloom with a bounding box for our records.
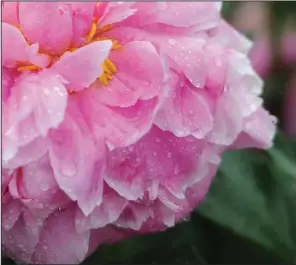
[248,37,272,78]
[284,72,296,136]
[281,28,296,65]
[2,2,276,264]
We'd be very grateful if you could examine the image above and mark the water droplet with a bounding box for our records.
[43,89,50,95]
[61,161,77,177]
[155,137,161,143]
[167,152,172,158]
[173,165,180,174]
[168,38,176,45]
[40,182,49,191]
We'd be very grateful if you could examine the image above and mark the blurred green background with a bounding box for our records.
[3,2,296,264]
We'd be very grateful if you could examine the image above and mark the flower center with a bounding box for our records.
[17,4,121,87]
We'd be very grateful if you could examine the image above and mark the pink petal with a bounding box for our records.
[142,2,221,29]
[75,185,127,232]
[106,126,207,200]
[48,100,106,216]
[208,91,243,145]
[3,137,48,169]
[2,70,67,164]
[2,23,52,68]
[155,72,214,139]
[31,206,90,264]
[69,2,97,47]
[2,2,19,25]
[11,155,70,218]
[2,67,17,102]
[208,20,253,54]
[234,108,277,149]
[2,207,44,264]
[98,2,137,28]
[2,23,29,67]
[51,40,112,91]
[80,88,159,148]
[6,70,68,136]
[94,41,164,107]
[19,2,73,55]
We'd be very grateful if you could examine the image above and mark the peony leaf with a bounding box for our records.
[198,132,296,262]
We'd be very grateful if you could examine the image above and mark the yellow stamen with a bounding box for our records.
[99,24,112,33]
[87,21,98,43]
[98,58,118,86]
[92,36,107,42]
[69,47,78,52]
[18,65,41,72]
[106,74,113,81]
[99,74,108,86]
[103,63,112,75]
[105,58,117,73]
[112,40,122,50]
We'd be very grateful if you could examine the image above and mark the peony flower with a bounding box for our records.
[2,2,276,264]
[230,2,272,78]
[284,72,296,136]
[281,24,296,66]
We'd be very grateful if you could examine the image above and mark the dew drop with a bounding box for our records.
[40,182,49,191]
[61,161,77,177]
[155,137,161,143]
[167,152,172,158]
[43,89,50,95]
[168,38,176,45]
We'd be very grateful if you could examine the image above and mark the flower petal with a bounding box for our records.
[19,2,73,55]
[233,108,277,150]
[75,186,127,232]
[134,2,221,30]
[155,72,214,139]
[2,2,19,25]
[68,2,97,47]
[2,23,29,67]
[94,41,164,107]
[98,2,137,28]
[31,206,90,264]
[48,100,106,216]
[2,70,67,164]
[51,40,112,91]
[80,89,159,148]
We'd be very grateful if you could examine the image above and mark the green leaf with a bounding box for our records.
[198,133,296,262]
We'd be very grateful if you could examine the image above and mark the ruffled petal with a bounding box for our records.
[2,23,30,67]
[79,89,159,148]
[98,2,137,28]
[48,100,106,216]
[2,2,19,25]
[75,186,127,232]
[94,40,164,107]
[31,206,90,264]
[2,70,68,164]
[19,2,73,55]
[233,108,277,149]
[155,72,214,139]
[51,40,112,91]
